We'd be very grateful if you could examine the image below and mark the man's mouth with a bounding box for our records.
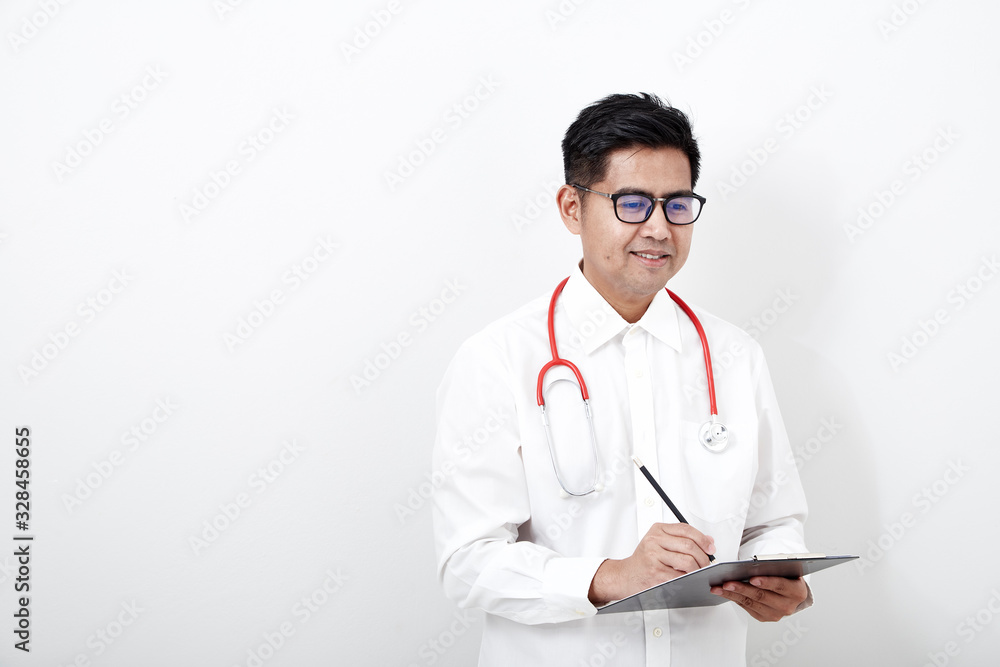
[632,251,668,260]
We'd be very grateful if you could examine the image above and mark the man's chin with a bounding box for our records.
[623,277,671,300]
[628,266,675,293]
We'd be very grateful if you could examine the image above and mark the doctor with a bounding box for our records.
[432,93,811,665]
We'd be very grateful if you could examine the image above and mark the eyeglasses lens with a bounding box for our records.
[615,195,653,223]
[665,197,700,224]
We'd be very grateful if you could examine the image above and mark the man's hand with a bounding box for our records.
[588,523,715,605]
[710,576,808,622]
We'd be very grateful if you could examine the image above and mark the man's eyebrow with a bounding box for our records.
[611,186,694,198]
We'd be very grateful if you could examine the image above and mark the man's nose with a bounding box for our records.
[639,203,672,239]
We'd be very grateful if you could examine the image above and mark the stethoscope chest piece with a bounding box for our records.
[699,419,729,453]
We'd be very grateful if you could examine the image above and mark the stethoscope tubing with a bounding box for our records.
[536,276,727,496]
[536,277,719,415]
[536,277,588,405]
[664,288,719,418]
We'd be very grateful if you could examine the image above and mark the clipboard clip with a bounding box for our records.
[753,553,827,561]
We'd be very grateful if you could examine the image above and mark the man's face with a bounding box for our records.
[559,145,695,319]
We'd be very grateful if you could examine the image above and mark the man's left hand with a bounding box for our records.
[709,576,808,622]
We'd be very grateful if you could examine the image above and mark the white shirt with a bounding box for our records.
[432,263,809,666]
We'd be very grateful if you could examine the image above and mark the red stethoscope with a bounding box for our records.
[537,276,730,497]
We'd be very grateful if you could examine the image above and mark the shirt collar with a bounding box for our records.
[560,261,683,355]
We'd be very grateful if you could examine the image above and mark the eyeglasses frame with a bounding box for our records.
[570,184,707,225]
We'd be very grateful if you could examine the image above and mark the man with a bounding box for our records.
[432,93,810,665]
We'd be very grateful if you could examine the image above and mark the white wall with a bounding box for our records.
[3,1,998,665]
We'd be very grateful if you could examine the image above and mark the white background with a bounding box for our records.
[2,0,999,665]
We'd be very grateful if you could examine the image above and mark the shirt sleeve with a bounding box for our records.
[739,353,813,612]
[431,336,606,625]
[737,349,811,581]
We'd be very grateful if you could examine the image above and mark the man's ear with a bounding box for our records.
[557,184,582,235]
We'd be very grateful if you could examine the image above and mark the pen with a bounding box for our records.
[632,456,715,563]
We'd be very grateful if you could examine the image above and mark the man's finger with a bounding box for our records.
[653,534,712,569]
[655,522,716,555]
[711,580,800,619]
[709,584,780,622]
[653,548,702,575]
[747,576,806,598]
[724,581,774,605]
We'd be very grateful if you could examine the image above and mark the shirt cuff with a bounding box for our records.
[542,556,608,618]
[794,576,814,613]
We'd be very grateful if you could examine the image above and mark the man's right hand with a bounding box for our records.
[588,523,716,606]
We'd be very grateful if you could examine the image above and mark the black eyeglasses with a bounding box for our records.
[571,184,707,225]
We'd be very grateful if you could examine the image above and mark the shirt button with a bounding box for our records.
[653,627,663,638]
[644,497,654,507]
[634,368,644,378]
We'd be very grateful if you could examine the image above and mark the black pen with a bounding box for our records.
[632,456,715,563]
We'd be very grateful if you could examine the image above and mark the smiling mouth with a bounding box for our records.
[632,252,668,260]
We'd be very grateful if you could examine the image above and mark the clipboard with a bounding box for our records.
[596,554,858,614]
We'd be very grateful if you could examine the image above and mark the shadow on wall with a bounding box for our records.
[727,156,909,663]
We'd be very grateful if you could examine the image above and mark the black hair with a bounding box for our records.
[561,92,701,189]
